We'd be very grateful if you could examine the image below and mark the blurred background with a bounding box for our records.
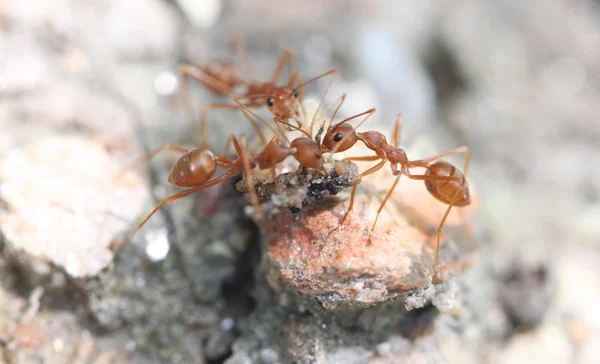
[1,0,599,363]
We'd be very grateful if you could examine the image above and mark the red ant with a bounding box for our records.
[122,119,324,244]
[121,71,345,245]
[178,33,336,147]
[320,110,471,278]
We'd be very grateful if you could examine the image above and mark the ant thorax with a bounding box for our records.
[386,148,408,165]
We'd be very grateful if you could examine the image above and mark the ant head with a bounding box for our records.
[290,138,322,169]
[322,123,357,153]
[266,87,300,120]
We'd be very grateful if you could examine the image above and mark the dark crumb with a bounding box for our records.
[236,160,359,217]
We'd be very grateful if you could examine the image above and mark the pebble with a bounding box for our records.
[259,153,479,307]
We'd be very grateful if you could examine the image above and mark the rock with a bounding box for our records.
[493,323,573,364]
[239,151,479,308]
[0,33,50,96]
[0,135,149,279]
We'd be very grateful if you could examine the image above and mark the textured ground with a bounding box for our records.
[1,0,600,363]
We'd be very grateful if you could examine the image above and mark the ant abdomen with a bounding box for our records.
[425,161,471,206]
[168,149,216,187]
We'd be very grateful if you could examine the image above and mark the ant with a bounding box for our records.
[120,74,342,246]
[122,116,324,244]
[178,33,336,147]
[320,110,471,278]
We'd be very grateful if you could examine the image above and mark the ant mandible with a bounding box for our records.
[321,110,471,278]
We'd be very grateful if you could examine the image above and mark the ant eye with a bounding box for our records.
[266,98,274,107]
[333,133,343,142]
[293,90,299,98]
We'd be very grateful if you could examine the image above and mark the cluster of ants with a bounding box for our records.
[128,35,472,277]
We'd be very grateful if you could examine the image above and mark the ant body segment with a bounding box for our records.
[321,111,471,278]
[178,34,336,147]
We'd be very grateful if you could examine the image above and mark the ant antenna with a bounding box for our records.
[292,69,338,93]
[231,34,252,83]
[235,98,291,144]
[308,71,338,138]
[329,93,347,124]
[314,93,347,145]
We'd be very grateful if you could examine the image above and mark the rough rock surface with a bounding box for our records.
[237,150,479,308]
[0,136,149,278]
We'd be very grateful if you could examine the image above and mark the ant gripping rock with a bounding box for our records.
[321,110,471,278]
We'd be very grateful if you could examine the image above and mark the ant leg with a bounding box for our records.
[422,146,471,175]
[403,173,463,278]
[238,135,263,220]
[200,103,267,148]
[433,187,463,279]
[332,159,386,231]
[231,34,252,83]
[422,145,475,257]
[308,69,337,137]
[178,64,236,135]
[179,64,235,97]
[371,175,401,232]
[125,168,241,244]
[393,114,403,148]
[343,155,381,162]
